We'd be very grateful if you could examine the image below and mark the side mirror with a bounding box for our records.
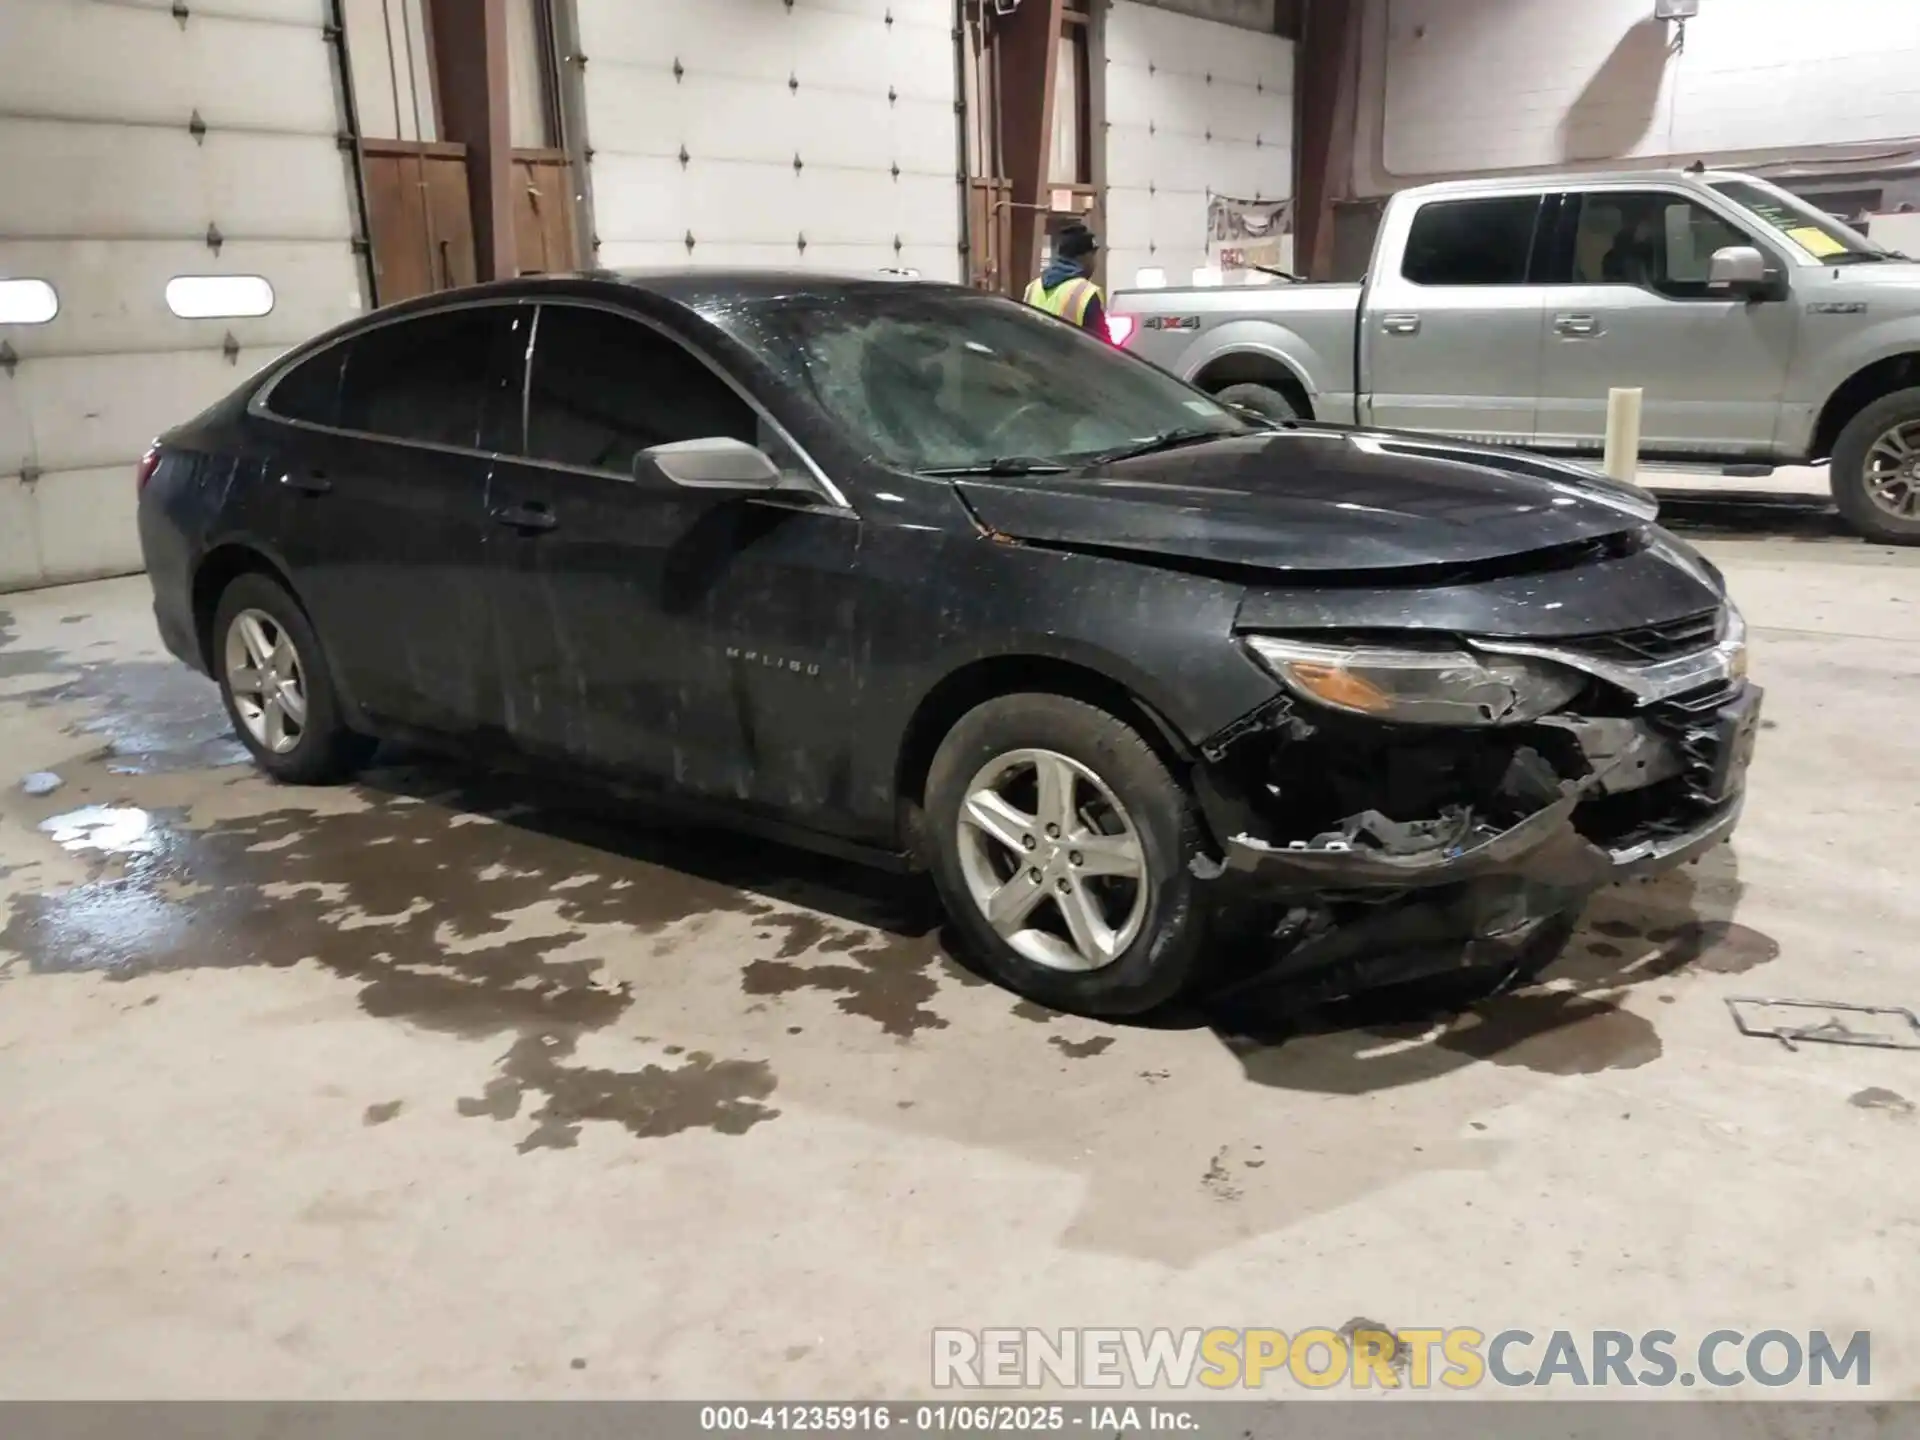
[636,436,782,492]
[1707,245,1779,298]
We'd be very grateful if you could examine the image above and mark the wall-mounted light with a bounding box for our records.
[1654,0,1698,51]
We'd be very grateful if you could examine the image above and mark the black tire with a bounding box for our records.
[1215,382,1301,424]
[1830,386,1920,544]
[211,572,374,785]
[924,693,1210,1017]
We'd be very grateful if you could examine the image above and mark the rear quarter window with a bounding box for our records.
[263,345,347,428]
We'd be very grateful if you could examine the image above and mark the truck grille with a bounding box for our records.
[1562,609,1721,664]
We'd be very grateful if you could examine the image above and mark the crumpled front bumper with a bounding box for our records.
[1205,682,1762,902]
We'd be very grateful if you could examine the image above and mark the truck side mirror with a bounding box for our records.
[1707,246,1780,299]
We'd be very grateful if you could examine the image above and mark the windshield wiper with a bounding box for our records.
[918,456,1071,477]
[1250,264,1306,283]
[1081,428,1232,465]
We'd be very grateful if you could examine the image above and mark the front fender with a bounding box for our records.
[1803,322,1920,442]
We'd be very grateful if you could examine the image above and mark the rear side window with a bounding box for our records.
[334,306,524,450]
[521,304,756,475]
[1401,196,1543,286]
[265,346,347,427]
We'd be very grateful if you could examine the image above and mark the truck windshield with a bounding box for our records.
[1708,179,1896,263]
[703,288,1254,475]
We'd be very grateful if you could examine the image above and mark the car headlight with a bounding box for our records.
[1244,635,1586,726]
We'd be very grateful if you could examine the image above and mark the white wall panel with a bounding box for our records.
[1103,0,1293,288]
[1378,0,1920,181]
[0,0,362,590]
[575,0,961,278]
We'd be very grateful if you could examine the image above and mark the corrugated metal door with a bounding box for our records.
[570,0,962,279]
[0,0,365,591]
[1104,0,1293,289]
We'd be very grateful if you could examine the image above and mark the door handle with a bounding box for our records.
[279,470,331,495]
[1381,313,1421,335]
[490,501,557,532]
[1554,313,1600,337]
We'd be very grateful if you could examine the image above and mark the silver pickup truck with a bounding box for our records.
[1112,169,1920,543]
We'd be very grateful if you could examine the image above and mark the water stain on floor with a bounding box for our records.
[457,1032,779,1151]
[0,755,796,1151]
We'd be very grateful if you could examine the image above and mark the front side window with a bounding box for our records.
[521,304,757,475]
[1400,196,1542,286]
[334,306,523,449]
[1567,191,1753,298]
[702,288,1251,475]
[1709,179,1892,264]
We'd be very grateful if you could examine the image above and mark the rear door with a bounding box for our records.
[256,303,525,735]
[482,300,872,831]
[1530,188,1797,460]
[1361,193,1549,445]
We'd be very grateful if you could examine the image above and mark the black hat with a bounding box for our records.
[1056,223,1099,259]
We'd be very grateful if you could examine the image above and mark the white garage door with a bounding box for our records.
[573,0,962,280]
[1104,0,1293,290]
[0,0,365,592]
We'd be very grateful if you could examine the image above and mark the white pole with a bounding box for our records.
[1603,387,1644,484]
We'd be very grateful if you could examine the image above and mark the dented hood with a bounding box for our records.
[952,429,1652,575]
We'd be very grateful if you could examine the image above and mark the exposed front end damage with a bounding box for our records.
[1191,634,1762,1004]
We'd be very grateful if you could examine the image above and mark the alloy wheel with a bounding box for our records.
[223,607,308,755]
[1865,420,1920,520]
[955,747,1148,972]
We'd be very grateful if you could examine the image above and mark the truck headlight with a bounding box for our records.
[1718,600,1749,680]
[1244,635,1586,726]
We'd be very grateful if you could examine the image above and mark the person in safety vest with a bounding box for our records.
[1023,223,1111,340]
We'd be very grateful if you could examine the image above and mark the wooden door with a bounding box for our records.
[362,140,479,304]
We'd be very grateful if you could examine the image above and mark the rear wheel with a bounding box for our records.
[213,572,373,784]
[1214,382,1301,424]
[1831,387,1920,544]
[924,693,1210,1017]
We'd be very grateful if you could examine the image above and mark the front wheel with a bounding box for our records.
[924,693,1210,1017]
[213,572,374,784]
[1830,387,1920,544]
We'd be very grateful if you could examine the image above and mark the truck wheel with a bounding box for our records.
[924,693,1210,1017]
[1831,387,1920,544]
[1215,382,1300,424]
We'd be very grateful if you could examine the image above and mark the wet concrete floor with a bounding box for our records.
[1,532,1918,1398]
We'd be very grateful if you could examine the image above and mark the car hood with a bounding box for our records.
[952,428,1656,577]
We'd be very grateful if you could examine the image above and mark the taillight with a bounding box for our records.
[135,443,162,496]
[1107,314,1137,347]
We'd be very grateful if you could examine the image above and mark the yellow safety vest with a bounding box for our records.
[1024,275,1102,327]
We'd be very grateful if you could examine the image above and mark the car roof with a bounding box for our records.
[355,268,983,327]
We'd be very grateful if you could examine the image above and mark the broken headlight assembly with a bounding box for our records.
[1243,635,1586,726]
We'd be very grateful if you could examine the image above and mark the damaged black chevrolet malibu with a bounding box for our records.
[137,273,1760,1017]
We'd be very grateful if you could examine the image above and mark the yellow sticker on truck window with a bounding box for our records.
[1786,226,1846,258]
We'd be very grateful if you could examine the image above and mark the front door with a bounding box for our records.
[482,301,873,833]
[1361,192,1548,445]
[1531,189,1798,460]
[257,303,526,735]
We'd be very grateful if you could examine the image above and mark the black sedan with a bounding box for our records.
[137,272,1759,1016]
